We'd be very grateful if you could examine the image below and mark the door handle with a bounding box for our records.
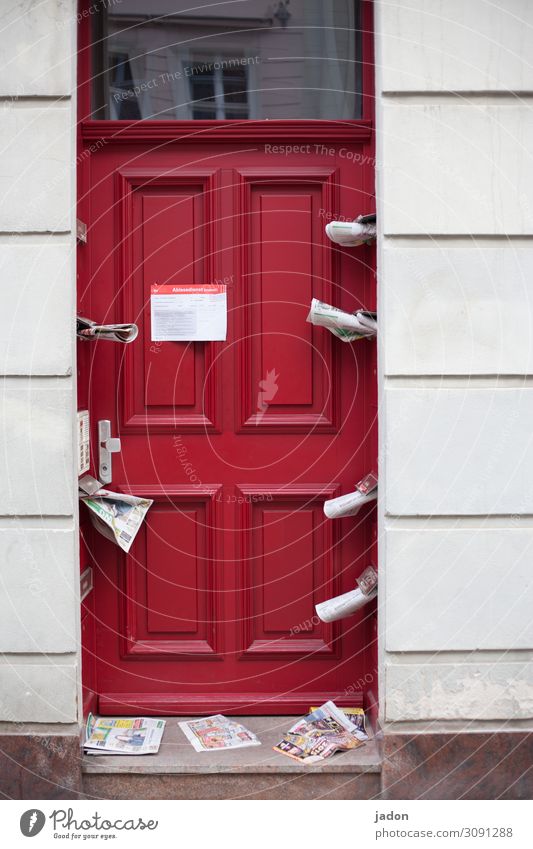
[98,420,121,485]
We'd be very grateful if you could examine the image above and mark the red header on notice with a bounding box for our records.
[151,284,226,295]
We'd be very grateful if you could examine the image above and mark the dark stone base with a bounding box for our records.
[0,735,83,799]
[382,732,533,799]
[3,729,532,800]
[83,771,381,800]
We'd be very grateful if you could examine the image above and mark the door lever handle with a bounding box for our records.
[98,420,121,485]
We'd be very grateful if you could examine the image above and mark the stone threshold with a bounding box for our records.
[82,715,382,776]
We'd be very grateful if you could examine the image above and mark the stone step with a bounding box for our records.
[82,715,382,801]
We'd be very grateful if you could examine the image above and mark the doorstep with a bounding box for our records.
[82,716,382,800]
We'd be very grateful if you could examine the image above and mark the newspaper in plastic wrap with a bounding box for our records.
[274,701,365,765]
[84,714,165,755]
[325,217,377,246]
[179,715,261,752]
[323,470,378,519]
[80,489,153,553]
[316,585,378,623]
[306,298,377,342]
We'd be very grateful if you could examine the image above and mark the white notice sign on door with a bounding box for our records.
[150,284,227,342]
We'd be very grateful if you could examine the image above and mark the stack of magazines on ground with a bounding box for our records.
[84,714,165,756]
[274,701,367,765]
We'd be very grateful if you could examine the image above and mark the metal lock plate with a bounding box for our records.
[98,420,121,485]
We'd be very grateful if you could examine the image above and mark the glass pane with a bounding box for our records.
[224,70,248,105]
[108,53,143,119]
[92,1,362,120]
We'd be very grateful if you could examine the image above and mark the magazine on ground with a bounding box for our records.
[84,715,165,756]
[309,706,368,740]
[273,701,365,765]
[178,715,261,752]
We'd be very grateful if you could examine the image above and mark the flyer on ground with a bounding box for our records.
[84,715,166,756]
[178,715,261,752]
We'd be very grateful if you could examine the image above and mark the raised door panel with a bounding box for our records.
[237,485,340,658]
[235,169,339,432]
[119,486,222,659]
[117,170,221,432]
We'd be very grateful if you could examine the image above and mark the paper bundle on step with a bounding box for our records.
[273,701,365,765]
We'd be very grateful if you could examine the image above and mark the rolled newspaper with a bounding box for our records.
[325,219,376,246]
[355,311,378,334]
[315,586,378,623]
[77,316,139,344]
[323,487,377,519]
[306,299,376,342]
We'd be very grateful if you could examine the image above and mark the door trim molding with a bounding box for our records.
[81,119,373,145]
[98,690,364,715]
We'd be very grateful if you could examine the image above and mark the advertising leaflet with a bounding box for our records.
[80,489,153,553]
[84,715,165,756]
[179,715,261,752]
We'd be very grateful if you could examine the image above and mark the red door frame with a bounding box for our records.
[76,0,378,721]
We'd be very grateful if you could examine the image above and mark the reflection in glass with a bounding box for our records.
[92,1,361,120]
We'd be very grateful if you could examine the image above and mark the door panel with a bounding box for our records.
[238,485,339,659]
[118,170,220,432]
[122,487,222,660]
[237,169,337,431]
[87,139,375,714]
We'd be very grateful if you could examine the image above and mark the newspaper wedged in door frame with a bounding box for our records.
[80,489,153,553]
[179,715,261,752]
[84,714,165,755]
[306,299,377,341]
[76,316,139,343]
[315,586,378,623]
[323,470,378,519]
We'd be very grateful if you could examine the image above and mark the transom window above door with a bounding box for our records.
[91,0,363,120]
[185,56,249,120]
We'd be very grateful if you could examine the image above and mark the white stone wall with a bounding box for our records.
[2,0,531,734]
[0,1,78,725]
[376,0,533,725]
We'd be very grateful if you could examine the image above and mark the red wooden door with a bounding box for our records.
[78,3,376,716]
